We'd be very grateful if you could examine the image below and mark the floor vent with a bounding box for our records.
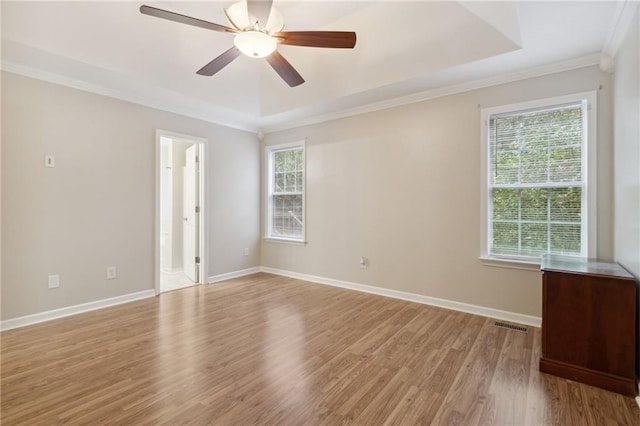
[494,321,528,333]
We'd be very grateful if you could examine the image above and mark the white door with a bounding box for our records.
[183,145,199,282]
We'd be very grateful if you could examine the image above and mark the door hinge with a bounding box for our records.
[195,206,200,213]
[195,155,199,163]
[195,256,200,264]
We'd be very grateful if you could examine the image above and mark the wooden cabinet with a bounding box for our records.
[539,255,637,396]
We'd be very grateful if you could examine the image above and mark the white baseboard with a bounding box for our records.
[1,266,541,331]
[260,267,542,327]
[208,266,262,284]
[0,289,156,332]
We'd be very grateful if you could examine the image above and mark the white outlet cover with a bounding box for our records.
[45,155,55,168]
[106,266,117,280]
[48,274,60,288]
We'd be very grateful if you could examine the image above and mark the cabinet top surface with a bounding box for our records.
[541,255,635,279]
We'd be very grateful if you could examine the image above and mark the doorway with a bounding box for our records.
[156,131,207,293]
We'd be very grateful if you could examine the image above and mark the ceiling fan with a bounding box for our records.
[140,1,357,87]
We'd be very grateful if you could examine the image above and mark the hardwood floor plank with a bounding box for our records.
[485,325,534,424]
[2,273,639,425]
[353,366,412,424]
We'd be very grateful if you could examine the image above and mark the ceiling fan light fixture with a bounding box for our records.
[263,8,284,33]
[225,1,284,32]
[234,30,277,58]
[225,2,251,29]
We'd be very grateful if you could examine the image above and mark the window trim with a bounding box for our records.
[264,140,306,244]
[479,91,597,268]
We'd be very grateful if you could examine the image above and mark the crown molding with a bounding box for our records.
[601,0,640,72]
[599,53,615,74]
[0,61,259,133]
[260,53,602,134]
[2,52,602,136]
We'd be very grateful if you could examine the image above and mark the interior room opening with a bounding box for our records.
[159,134,203,292]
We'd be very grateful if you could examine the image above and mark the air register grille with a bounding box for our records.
[494,321,528,333]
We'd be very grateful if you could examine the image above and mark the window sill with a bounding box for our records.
[479,256,541,271]
[264,237,307,246]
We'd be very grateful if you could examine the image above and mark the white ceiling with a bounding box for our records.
[0,1,624,132]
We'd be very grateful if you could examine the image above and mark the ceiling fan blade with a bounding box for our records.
[247,0,273,27]
[266,51,304,87]
[196,47,242,76]
[274,31,357,48]
[140,5,237,34]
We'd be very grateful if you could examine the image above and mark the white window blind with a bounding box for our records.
[488,101,586,259]
[267,144,305,241]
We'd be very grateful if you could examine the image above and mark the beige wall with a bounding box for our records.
[262,66,613,317]
[1,72,261,320]
[614,10,640,279]
[0,70,3,319]
[612,9,640,374]
[0,63,620,322]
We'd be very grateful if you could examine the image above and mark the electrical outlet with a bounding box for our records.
[244,248,250,256]
[359,257,368,269]
[48,274,60,289]
[44,155,55,168]
[106,266,117,280]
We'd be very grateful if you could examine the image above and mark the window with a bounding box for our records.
[265,141,305,242]
[481,92,596,265]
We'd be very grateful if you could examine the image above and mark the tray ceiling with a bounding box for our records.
[1,1,622,131]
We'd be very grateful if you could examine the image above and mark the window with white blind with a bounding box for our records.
[480,92,597,265]
[265,141,305,242]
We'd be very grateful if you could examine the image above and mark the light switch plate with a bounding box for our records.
[45,155,55,168]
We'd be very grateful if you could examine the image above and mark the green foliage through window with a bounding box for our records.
[270,147,304,239]
[488,103,584,258]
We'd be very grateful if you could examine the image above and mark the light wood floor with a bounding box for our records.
[2,273,639,425]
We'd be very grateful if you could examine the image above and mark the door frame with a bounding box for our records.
[155,129,208,294]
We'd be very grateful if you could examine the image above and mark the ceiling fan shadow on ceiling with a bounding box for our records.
[140,1,357,87]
